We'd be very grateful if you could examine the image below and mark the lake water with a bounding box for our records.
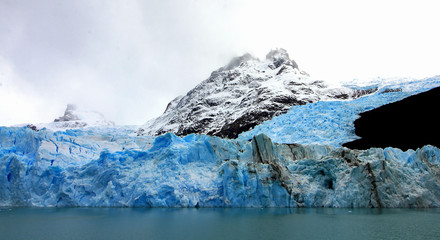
[1,208,439,240]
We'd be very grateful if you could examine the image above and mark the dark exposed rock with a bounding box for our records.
[26,124,39,132]
[382,88,402,94]
[311,80,326,88]
[365,162,382,208]
[334,87,378,100]
[54,104,80,122]
[352,87,378,98]
[217,111,276,139]
[266,48,298,69]
[276,65,290,75]
[333,93,350,100]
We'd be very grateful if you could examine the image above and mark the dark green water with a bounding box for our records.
[0,208,439,240]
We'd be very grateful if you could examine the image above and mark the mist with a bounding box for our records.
[1,0,439,126]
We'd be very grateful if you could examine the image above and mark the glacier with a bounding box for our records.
[1,126,440,207]
[239,76,440,146]
[1,76,440,208]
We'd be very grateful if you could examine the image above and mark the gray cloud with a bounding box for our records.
[0,0,242,125]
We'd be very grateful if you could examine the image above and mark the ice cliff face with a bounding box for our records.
[138,49,377,138]
[1,128,439,207]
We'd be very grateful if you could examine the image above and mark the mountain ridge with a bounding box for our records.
[138,48,378,138]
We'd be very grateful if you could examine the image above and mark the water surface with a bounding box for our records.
[1,208,439,240]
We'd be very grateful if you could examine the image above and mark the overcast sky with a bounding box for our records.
[1,0,439,126]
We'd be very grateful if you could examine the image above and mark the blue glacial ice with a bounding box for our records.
[1,76,440,207]
[239,76,440,146]
[1,126,440,207]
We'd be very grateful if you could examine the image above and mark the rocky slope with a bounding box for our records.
[138,49,377,138]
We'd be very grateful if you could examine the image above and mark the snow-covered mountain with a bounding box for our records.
[27,104,115,131]
[52,104,115,128]
[138,49,377,138]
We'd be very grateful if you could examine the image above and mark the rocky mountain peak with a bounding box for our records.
[266,48,298,69]
[138,49,378,138]
[50,104,115,129]
[220,53,257,71]
[54,104,81,122]
[266,48,289,60]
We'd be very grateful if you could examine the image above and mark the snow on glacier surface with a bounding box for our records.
[239,76,440,146]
